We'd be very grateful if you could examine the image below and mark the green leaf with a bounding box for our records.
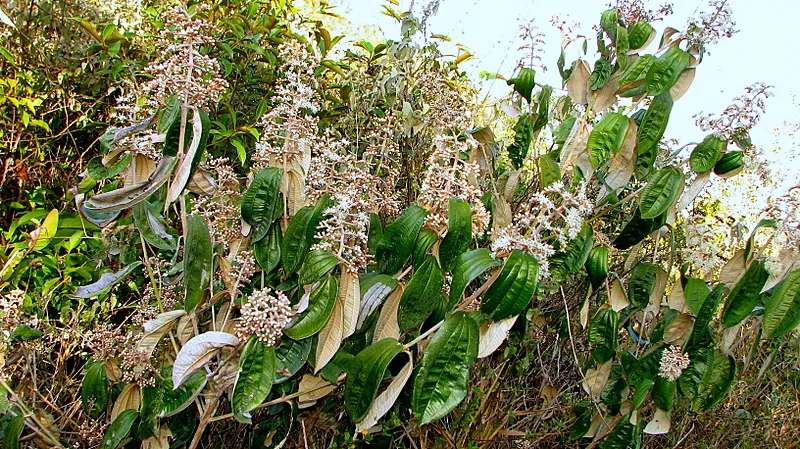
[2,414,24,449]
[73,261,142,299]
[645,47,690,96]
[636,92,673,178]
[449,248,502,308]
[412,229,439,268]
[628,262,659,309]
[764,268,800,338]
[184,214,212,312]
[638,167,683,219]
[241,168,282,242]
[157,94,182,134]
[101,409,138,449]
[439,197,473,272]
[683,277,711,315]
[600,9,619,40]
[299,250,339,285]
[549,223,594,282]
[285,275,338,340]
[617,54,656,97]
[375,205,427,275]
[282,197,330,274]
[613,208,667,250]
[599,414,640,449]
[87,152,133,180]
[412,312,479,424]
[159,369,207,417]
[133,201,176,251]
[275,337,312,383]
[538,152,561,187]
[653,376,676,412]
[254,223,282,273]
[508,114,534,169]
[82,362,108,418]
[714,150,745,177]
[506,67,536,103]
[589,308,619,363]
[679,348,736,412]
[586,246,610,290]
[30,209,59,252]
[589,58,614,90]
[615,26,629,69]
[232,337,276,418]
[398,256,444,330]
[481,250,539,320]
[689,134,726,174]
[588,112,630,168]
[344,338,404,422]
[628,21,655,50]
[687,285,726,351]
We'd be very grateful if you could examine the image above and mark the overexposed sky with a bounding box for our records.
[327,0,800,185]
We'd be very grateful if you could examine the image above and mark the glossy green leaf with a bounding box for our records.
[412,229,439,268]
[628,262,659,309]
[599,414,641,449]
[282,197,330,274]
[639,167,683,219]
[298,250,339,285]
[549,223,594,282]
[586,246,610,290]
[133,201,176,251]
[538,152,561,187]
[481,250,539,320]
[645,47,690,96]
[241,168,282,242]
[275,337,312,383]
[88,152,133,180]
[613,208,667,249]
[588,112,629,168]
[232,337,276,417]
[159,369,207,417]
[184,214,212,312]
[617,54,656,97]
[628,20,655,49]
[764,268,800,338]
[721,260,769,327]
[589,308,619,363]
[285,275,338,340]
[679,348,735,412]
[714,150,745,176]
[101,409,138,449]
[506,67,536,102]
[82,362,108,418]
[615,26,629,69]
[157,94,182,134]
[508,114,534,169]
[2,414,24,449]
[687,285,726,351]
[683,277,711,315]
[449,248,502,308]
[344,338,403,422]
[589,58,613,90]
[375,205,427,275]
[412,312,478,424]
[73,261,141,299]
[689,134,726,174]
[254,223,282,273]
[30,209,59,252]
[636,92,673,178]
[398,256,444,330]
[439,197,473,272]
[653,376,676,412]
[600,9,618,39]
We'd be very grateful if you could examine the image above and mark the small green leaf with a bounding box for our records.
[589,308,619,363]
[764,268,800,338]
[690,134,726,174]
[398,256,444,330]
[344,338,403,422]
[506,67,536,102]
[73,262,142,299]
[683,277,711,315]
[184,214,212,312]
[375,205,427,275]
[412,312,479,424]
[82,362,109,418]
[2,414,24,449]
[275,337,312,383]
[538,152,561,187]
[439,197,473,272]
[639,167,684,219]
[449,248,502,308]
[253,223,282,273]
[586,246,610,290]
[101,409,138,449]
[481,250,539,320]
[232,337,276,417]
[549,223,594,282]
[628,20,655,50]
[613,208,667,250]
[589,58,614,90]
[241,168,282,242]
[299,250,339,285]
[88,153,133,180]
[157,94,182,134]
[285,275,338,340]
[628,262,659,309]
[588,112,630,168]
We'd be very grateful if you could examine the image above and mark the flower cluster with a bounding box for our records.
[235,289,293,346]
[517,18,547,72]
[418,136,490,234]
[253,40,320,171]
[491,182,592,277]
[695,83,773,143]
[762,186,800,261]
[612,0,673,26]
[681,213,732,277]
[417,73,472,131]
[0,289,24,336]
[658,345,691,381]
[140,5,228,108]
[83,323,130,364]
[684,0,738,51]
[194,157,242,244]
[312,193,372,274]
[84,0,144,31]
[120,347,157,387]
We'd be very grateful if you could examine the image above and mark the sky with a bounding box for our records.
[324,0,800,194]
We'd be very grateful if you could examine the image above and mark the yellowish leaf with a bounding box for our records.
[373,284,404,343]
[582,360,612,399]
[340,271,361,339]
[663,313,693,346]
[110,384,141,422]
[315,293,344,373]
[609,278,630,312]
[141,425,173,449]
[643,408,671,435]
[567,60,591,105]
[298,374,337,403]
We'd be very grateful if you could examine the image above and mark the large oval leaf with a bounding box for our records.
[721,260,769,327]
[281,197,330,274]
[232,337,276,418]
[481,250,539,321]
[686,285,726,351]
[101,409,139,449]
[412,312,479,424]
[82,362,109,418]
[159,369,207,417]
[636,92,673,178]
[763,268,800,338]
[439,197,473,272]
[449,248,502,308]
[285,275,338,340]
[616,54,656,97]
[241,167,282,241]
[588,308,619,363]
[84,156,177,213]
[298,250,339,286]
[629,20,656,50]
[628,262,659,309]
[344,338,403,422]
[412,229,439,268]
[375,205,427,275]
[549,223,594,282]
[689,134,726,174]
[73,261,142,299]
[638,167,684,219]
[398,256,444,331]
[645,47,690,96]
[588,113,629,168]
[253,222,282,273]
[357,274,399,330]
[184,214,212,312]
[166,107,211,204]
